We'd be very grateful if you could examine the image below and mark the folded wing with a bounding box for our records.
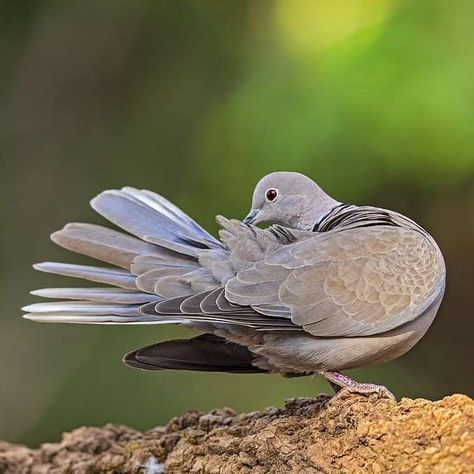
[226,225,445,337]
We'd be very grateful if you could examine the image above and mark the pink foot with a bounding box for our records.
[320,371,395,401]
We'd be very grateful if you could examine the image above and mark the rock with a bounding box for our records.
[0,393,472,473]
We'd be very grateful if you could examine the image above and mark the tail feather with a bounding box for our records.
[122,187,220,246]
[25,187,230,329]
[33,262,138,290]
[51,223,160,269]
[30,288,159,304]
[153,275,195,298]
[179,291,213,314]
[91,190,181,242]
[123,333,266,373]
[135,266,196,293]
[23,314,181,324]
[22,301,142,316]
[91,188,220,247]
[143,235,199,257]
[131,254,198,275]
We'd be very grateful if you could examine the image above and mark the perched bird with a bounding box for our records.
[23,172,445,399]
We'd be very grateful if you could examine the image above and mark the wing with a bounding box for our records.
[226,225,445,337]
[25,191,297,330]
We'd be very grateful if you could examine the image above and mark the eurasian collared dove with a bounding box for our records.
[23,172,446,399]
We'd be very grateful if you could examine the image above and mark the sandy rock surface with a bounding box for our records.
[1,393,473,473]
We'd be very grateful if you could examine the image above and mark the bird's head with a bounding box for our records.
[244,172,339,230]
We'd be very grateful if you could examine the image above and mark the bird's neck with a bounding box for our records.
[293,198,341,231]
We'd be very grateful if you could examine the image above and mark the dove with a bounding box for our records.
[23,172,446,399]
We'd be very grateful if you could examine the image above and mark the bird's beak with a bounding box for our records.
[243,209,258,225]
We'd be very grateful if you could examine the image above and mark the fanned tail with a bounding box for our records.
[23,187,223,325]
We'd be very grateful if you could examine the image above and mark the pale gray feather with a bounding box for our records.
[226,219,445,337]
[30,288,159,304]
[91,187,220,247]
[33,262,137,290]
[131,255,198,275]
[51,223,161,270]
[135,267,194,293]
[123,187,220,246]
[22,301,142,316]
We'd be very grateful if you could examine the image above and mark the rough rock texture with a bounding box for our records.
[1,393,473,473]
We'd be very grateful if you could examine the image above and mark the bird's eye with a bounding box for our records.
[265,188,279,202]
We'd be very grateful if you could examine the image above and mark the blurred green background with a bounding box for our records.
[0,0,473,447]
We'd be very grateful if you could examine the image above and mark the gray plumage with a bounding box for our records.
[23,172,446,397]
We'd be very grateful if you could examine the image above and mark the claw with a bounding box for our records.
[320,371,396,401]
